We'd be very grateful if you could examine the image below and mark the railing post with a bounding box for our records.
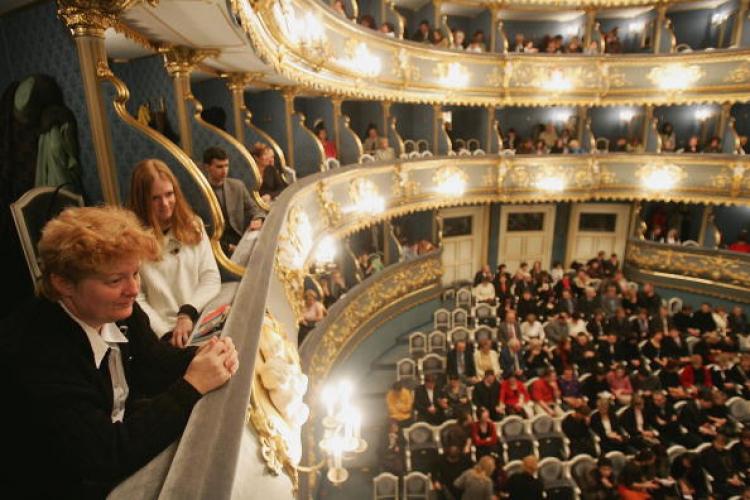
[653,5,668,54]
[226,73,258,145]
[732,0,750,46]
[57,0,130,205]
[282,89,296,167]
[584,8,597,49]
[331,96,343,158]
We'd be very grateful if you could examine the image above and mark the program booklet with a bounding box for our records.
[190,304,231,344]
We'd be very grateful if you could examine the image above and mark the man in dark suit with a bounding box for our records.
[0,206,238,498]
[447,340,478,383]
[473,264,493,287]
[472,370,501,420]
[414,374,448,424]
[203,146,266,255]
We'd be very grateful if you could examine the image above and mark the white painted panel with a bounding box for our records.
[526,235,544,256]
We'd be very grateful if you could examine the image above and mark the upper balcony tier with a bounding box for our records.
[112,0,750,107]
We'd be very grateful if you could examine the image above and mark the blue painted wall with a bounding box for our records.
[192,77,234,135]
[342,100,383,139]
[0,1,99,201]
[597,12,656,53]
[488,204,501,269]
[294,96,334,133]
[446,15,471,39]
[470,10,493,44]
[393,210,434,244]
[358,0,383,26]
[714,205,750,244]
[552,202,571,265]
[396,6,416,38]
[668,8,729,49]
[245,89,289,156]
[391,102,434,142]
[732,103,750,136]
[110,55,180,142]
[444,105,484,145]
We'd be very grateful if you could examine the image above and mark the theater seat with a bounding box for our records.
[11,186,84,290]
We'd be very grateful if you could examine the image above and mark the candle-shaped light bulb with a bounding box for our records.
[338,380,352,402]
[322,385,336,417]
[352,409,362,439]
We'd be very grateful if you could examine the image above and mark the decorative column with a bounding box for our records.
[432,0,441,28]
[653,5,667,54]
[641,105,654,147]
[162,46,216,158]
[57,0,137,205]
[331,96,343,155]
[732,0,750,46]
[583,8,597,49]
[717,102,732,140]
[489,7,498,53]
[225,73,257,145]
[577,106,588,142]
[282,89,296,167]
[433,104,442,155]
[382,101,391,135]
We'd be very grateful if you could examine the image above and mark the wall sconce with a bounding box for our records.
[299,381,366,485]
[694,107,714,122]
[314,235,337,265]
[648,64,704,91]
[619,109,636,122]
[338,42,382,77]
[628,21,645,33]
[553,110,573,123]
[434,165,468,196]
[436,62,470,88]
[636,163,686,190]
[545,70,572,92]
[711,12,729,26]
[534,167,568,192]
[348,178,385,214]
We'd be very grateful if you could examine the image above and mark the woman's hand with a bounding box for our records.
[171,314,194,348]
[184,337,239,394]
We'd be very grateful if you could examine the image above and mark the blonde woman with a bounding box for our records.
[129,159,221,347]
[2,206,237,498]
[454,455,495,499]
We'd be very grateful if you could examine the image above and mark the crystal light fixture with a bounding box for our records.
[314,235,337,265]
[648,64,703,91]
[636,163,686,190]
[317,381,367,484]
[434,165,468,196]
[437,62,470,88]
[338,42,382,77]
[348,178,385,214]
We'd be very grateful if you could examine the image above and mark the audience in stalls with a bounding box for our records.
[454,455,497,498]
[414,373,449,424]
[505,456,543,499]
[129,159,221,346]
[0,206,238,498]
[378,251,750,499]
[386,380,414,426]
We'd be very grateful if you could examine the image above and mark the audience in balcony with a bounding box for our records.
[379,22,395,37]
[252,143,288,202]
[413,20,431,43]
[129,159,221,345]
[451,30,466,50]
[314,122,337,159]
[362,123,380,153]
[729,230,750,253]
[659,122,677,152]
[467,30,487,53]
[298,289,326,343]
[359,14,375,30]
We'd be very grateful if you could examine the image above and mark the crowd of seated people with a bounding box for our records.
[658,122,724,153]
[361,123,395,160]
[0,149,256,495]
[381,250,750,498]
[502,122,586,155]
[511,32,594,54]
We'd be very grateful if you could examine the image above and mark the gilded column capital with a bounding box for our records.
[161,46,219,76]
[224,72,263,92]
[57,0,152,37]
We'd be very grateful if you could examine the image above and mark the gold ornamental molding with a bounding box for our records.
[161,46,220,76]
[57,0,156,36]
[624,239,750,302]
[231,0,750,107]
[303,253,443,383]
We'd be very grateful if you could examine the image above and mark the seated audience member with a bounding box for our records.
[380,419,406,475]
[551,337,574,373]
[544,312,570,346]
[659,359,690,400]
[443,374,472,418]
[713,352,739,396]
[473,370,502,421]
[448,340,478,383]
[524,339,552,377]
[379,22,395,37]
[415,374,448,425]
[1,206,238,498]
[498,310,522,343]
[373,137,395,161]
[530,368,562,416]
[607,306,631,338]
[571,331,598,374]
[581,457,618,500]
[587,310,607,339]
[412,20,430,43]
[362,123,380,152]
[596,332,619,368]
[467,30,486,52]
[637,283,661,318]
[606,363,634,405]
[500,338,527,378]
[732,429,750,476]
[671,452,710,499]
[451,29,466,49]
[680,354,713,396]
[692,302,717,333]
[454,455,496,498]
[471,407,500,458]
[730,231,750,253]
[252,143,288,202]
[521,313,545,343]
[663,327,690,363]
[129,159,221,345]
[684,135,700,153]
[703,136,721,153]
[505,455,543,500]
[672,304,695,333]
[653,305,674,337]
[563,405,598,457]
[647,391,697,448]
[499,373,532,417]
[558,366,585,409]
[386,381,414,426]
[332,0,347,16]
[730,353,750,397]
[679,389,718,443]
[432,444,473,499]
[430,29,449,47]
[474,338,501,377]
[630,308,651,339]
[591,397,631,454]
[516,290,539,320]
[701,432,746,498]
[578,287,601,320]
[203,147,266,254]
[298,289,326,343]
[618,450,670,499]
[314,122,337,159]
[600,286,621,318]
[620,395,660,450]
[473,276,496,304]
[630,367,662,397]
